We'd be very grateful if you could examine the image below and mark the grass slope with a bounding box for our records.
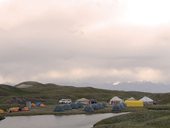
[94,110,170,128]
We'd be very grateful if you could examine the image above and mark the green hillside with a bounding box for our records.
[0,81,170,105]
[0,84,26,96]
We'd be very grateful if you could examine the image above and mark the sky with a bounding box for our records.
[0,0,170,90]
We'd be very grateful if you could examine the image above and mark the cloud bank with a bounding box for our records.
[0,0,170,91]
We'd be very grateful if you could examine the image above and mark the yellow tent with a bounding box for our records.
[125,100,144,107]
[0,109,5,114]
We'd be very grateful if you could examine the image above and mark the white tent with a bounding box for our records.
[76,98,90,105]
[127,97,136,101]
[109,96,123,104]
[139,96,153,105]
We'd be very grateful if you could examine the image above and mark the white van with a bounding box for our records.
[59,99,72,104]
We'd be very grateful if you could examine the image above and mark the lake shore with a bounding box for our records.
[5,105,114,117]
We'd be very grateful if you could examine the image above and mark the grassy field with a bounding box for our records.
[94,105,170,128]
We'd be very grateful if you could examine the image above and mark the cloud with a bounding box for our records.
[0,0,170,91]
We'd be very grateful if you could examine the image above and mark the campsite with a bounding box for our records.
[0,81,170,128]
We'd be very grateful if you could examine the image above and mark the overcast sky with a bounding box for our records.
[0,0,170,89]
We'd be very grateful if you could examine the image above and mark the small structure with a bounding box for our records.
[109,96,123,105]
[125,100,144,107]
[139,96,154,105]
[76,98,90,105]
[26,101,32,109]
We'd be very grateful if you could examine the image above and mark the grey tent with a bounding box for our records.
[139,96,153,105]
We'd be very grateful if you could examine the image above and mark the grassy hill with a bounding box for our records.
[0,81,170,105]
[0,84,26,96]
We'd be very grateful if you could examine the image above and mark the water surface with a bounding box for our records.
[0,113,123,128]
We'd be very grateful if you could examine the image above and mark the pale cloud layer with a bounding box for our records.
[0,0,170,91]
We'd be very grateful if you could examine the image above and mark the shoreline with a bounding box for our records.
[5,110,114,117]
[4,105,114,117]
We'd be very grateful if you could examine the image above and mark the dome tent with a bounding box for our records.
[110,96,123,105]
[70,103,79,109]
[91,104,99,110]
[76,102,84,108]
[139,96,154,105]
[35,102,41,107]
[76,98,90,105]
[112,104,122,113]
[119,102,126,109]
[84,105,94,112]
[63,104,72,110]
[91,103,105,110]
[97,103,105,109]
[54,105,64,112]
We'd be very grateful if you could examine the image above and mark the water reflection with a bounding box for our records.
[0,113,123,128]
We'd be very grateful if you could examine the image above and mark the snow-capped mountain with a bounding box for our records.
[112,81,170,93]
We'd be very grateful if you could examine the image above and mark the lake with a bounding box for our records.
[0,113,124,128]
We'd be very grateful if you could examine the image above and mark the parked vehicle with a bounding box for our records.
[59,99,72,104]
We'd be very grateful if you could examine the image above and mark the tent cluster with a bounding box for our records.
[110,96,154,108]
[54,97,106,113]
[4,101,47,113]
[83,103,107,113]
[54,102,84,112]
[8,106,30,113]
[31,102,46,108]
